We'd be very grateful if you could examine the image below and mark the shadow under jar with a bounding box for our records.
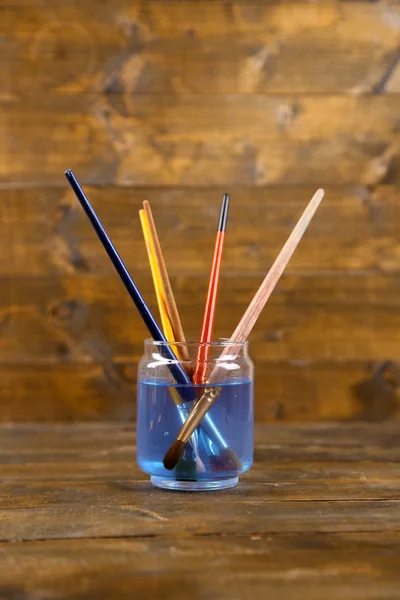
[137,339,254,491]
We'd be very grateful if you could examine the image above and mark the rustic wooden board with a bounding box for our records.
[1,422,400,483]
[3,475,400,507]
[0,423,400,537]
[3,185,400,275]
[1,0,399,429]
[1,1,399,94]
[1,423,400,599]
[3,500,400,541]
[2,184,399,421]
[2,273,399,363]
[0,534,399,600]
[0,363,136,422]
[1,359,399,422]
[2,420,400,452]
[1,94,399,185]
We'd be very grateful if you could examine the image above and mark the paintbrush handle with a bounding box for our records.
[143,201,191,364]
[193,231,225,383]
[64,170,196,403]
[225,189,325,347]
[193,194,230,384]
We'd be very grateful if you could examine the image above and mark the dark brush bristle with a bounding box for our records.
[163,439,185,470]
[173,445,199,480]
[211,447,242,474]
[220,447,242,472]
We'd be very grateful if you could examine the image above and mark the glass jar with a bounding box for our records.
[137,339,254,491]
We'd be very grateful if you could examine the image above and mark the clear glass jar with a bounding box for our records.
[137,339,254,491]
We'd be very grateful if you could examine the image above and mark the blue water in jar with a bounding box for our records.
[137,378,253,490]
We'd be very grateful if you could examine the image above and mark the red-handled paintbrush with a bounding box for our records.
[193,194,230,385]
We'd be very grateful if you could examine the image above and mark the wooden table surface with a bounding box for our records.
[1,422,400,599]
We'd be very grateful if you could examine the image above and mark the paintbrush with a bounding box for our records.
[164,188,325,470]
[189,193,240,472]
[64,170,195,398]
[143,200,192,367]
[139,208,205,472]
[193,193,229,385]
[139,208,178,349]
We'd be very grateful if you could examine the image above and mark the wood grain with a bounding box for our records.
[3,500,400,540]
[1,0,399,423]
[0,534,400,600]
[1,423,400,599]
[2,273,399,363]
[0,359,398,422]
[2,423,400,487]
[1,1,399,94]
[3,185,399,275]
[1,184,399,420]
[1,94,399,185]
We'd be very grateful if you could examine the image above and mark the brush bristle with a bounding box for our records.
[163,439,185,470]
[218,447,242,473]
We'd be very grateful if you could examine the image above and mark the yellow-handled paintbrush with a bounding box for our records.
[139,207,205,472]
[139,209,177,349]
[142,201,192,367]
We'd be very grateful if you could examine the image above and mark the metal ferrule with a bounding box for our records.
[179,386,222,443]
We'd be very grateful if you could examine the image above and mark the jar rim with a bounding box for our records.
[144,337,249,348]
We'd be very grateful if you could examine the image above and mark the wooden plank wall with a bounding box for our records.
[1,0,399,422]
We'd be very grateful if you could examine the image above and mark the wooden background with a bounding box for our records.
[1,0,399,422]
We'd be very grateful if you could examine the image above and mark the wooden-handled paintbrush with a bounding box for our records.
[164,189,325,470]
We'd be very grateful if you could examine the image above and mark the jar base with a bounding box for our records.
[150,475,239,491]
